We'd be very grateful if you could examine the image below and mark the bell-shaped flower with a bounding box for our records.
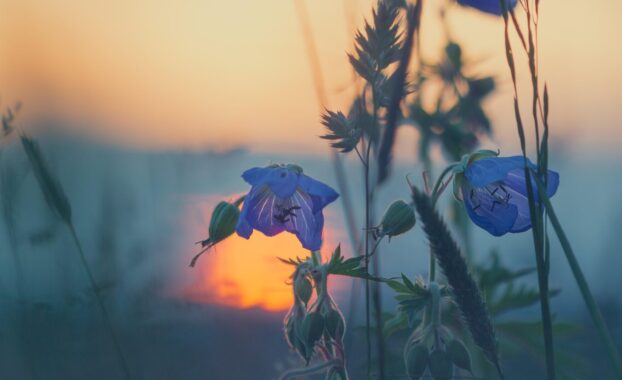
[457,0,517,16]
[456,155,559,236]
[235,164,339,250]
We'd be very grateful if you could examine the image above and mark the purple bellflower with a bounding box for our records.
[454,154,559,236]
[235,164,339,251]
[457,0,517,16]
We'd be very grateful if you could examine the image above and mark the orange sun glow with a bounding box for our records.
[180,197,341,312]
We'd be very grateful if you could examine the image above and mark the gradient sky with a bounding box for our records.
[1,0,621,156]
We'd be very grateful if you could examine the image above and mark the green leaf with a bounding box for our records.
[327,245,387,282]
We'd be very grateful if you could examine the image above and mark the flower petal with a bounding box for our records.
[462,184,518,236]
[504,168,560,202]
[235,204,253,239]
[242,185,286,237]
[272,189,324,250]
[465,156,534,187]
[502,185,532,233]
[298,174,339,213]
[457,0,517,15]
[241,167,272,186]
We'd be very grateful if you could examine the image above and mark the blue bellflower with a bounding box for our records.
[459,155,559,236]
[457,0,517,16]
[236,164,339,250]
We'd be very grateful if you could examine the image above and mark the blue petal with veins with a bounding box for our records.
[235,165,338,250]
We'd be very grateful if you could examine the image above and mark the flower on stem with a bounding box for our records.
[453,153,559,236]
[457,0,517,16]
[236,164,339,251]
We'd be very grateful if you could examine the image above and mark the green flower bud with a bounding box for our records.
[301,312,325,362]
[284,303,308,361]
[447,339,471,372]
[323,308,346,341]
[379,200,416,238]
[428,350,454,380]
[207,201,240,245]
[405,343,429,380]
[294,274,312,305]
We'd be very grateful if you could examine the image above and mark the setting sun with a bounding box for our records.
[180,197,340,312]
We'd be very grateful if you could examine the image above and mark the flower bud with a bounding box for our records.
[207,201,240,246]
[323,308,345,341]
[379,200,416,238]
[405,343,429,380]
[301,312,325,362]
[447,339,471,372]
[284,303,308,361]
[428,349,454,380]
[294,274,312,305]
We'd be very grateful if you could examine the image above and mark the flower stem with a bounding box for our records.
[364,133,372,379]
[311,249,322,267]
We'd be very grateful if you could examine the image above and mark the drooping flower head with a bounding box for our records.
[453,151,559,236]
[457,0,517,16]
[236,164,339,251]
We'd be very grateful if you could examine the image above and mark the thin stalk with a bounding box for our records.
[67,224,131,380]
[369,82,386,380]
[364,134,372,378]
[535,178,622,379]
[501,3,556,377]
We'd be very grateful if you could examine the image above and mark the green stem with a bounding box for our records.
[535,178,622,379]
[363,135,372,379]
[67,224,131,380]
[429,282,441,329]
[369,80,386,380]
[431,164,457,205]
[311,249,322,267]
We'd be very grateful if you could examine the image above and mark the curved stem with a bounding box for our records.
[431,164,457,205]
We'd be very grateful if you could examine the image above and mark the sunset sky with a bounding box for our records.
[1,0,621,156]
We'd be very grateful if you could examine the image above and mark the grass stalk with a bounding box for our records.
[534,178,622,379]
[500,3,556,377]
[412,187,503,378]
[67,224,132,380]
[19,134,131,379]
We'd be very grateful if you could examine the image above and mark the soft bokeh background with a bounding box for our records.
[0,0,621,379]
